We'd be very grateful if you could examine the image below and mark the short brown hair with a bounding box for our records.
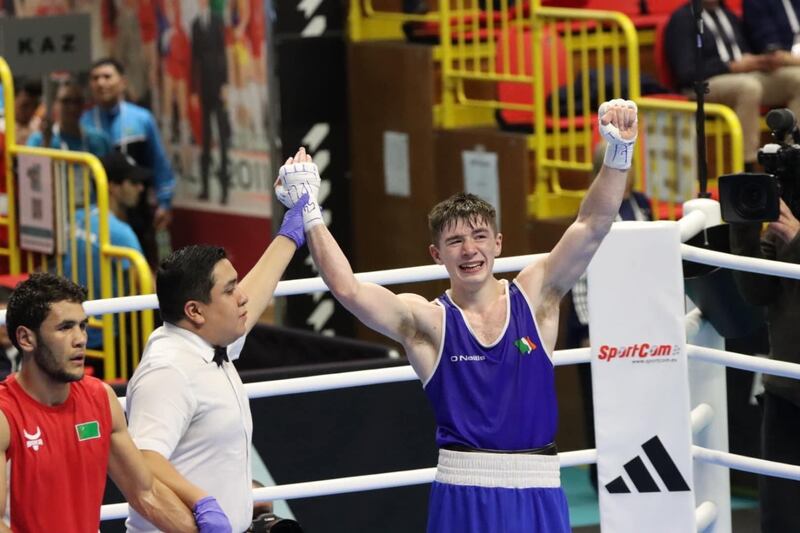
[427,193,497,245]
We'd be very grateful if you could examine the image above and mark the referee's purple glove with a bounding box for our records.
[277,193,308,248]
[193,496,232,533]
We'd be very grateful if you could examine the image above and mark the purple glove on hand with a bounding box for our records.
[193,496,232,533]
[277,193,308,248]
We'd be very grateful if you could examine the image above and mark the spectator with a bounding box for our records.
[0,273,198,531]
[731,202,800,532]
[65,152,147,349]
[743,0,800,56]
[27,80,112,157]
[27,80,113,206]
[81,57,174,266]
[665,0,800,168]
[13,80,43,145]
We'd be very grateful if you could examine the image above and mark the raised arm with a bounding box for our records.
[239,230,301,332]
[275,148,441,376]
[104,385,200,533]
[0,412,12,533]
[518,100,638,303]
[307,219,426,344]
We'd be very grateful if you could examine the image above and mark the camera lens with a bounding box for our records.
[736,183,768,216]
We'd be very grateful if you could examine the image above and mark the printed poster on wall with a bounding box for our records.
[15,0,274,218]
[462,149,500,230]
[18,154,55,253]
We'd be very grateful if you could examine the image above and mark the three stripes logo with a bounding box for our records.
[605,436,690,494]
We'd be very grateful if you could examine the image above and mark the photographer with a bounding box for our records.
[729,180,800,530]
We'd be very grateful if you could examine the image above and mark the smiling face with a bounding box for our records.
[430,216,503,288]
[193,259,249,346]
[23,300,88,383]
[89,63,126,107]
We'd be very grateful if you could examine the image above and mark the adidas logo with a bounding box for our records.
[605,435,690,494]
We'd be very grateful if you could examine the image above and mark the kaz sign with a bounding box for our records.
[0,14,90,77]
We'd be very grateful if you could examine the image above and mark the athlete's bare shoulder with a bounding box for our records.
[396,293,445,381]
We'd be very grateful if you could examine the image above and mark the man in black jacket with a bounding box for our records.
[743,0,800,56]
[192,0,231,205]
[730,201,800,532]
[665,0,800,168]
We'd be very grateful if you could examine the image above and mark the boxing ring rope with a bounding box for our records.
[66,207,800,527]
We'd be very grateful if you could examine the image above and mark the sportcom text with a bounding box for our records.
[597,343,678,362]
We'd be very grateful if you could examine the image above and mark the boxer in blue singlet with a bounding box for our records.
[273,99,639,532]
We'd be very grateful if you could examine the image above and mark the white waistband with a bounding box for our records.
[435,448,561,489]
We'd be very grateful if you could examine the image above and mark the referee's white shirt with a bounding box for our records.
[125,323,252,532]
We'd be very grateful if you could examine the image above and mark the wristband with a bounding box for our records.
[598,98,638,171]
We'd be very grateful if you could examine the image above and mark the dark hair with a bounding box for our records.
[90,57,125,76]
[427,193,498,245]
[156,245,227,324]
[0,286,13,304]
[6,273,86,352]
[56,78,85,99]
[18,80,42,99]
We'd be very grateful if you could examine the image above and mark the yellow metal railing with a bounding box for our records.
[0,56,154,379]
[437,3,644,215]
[106,245,154,378]
[349,2,744,221]
[350,0,439,41]
[8,145,155,380]
[636,97,744,220]
[0,57,19,274]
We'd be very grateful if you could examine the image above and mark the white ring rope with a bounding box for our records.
[115,349,592,410]
[695,501,719,532]
[687,345,800,381]
[693,445,800,482]
[691,403,714,435]
[100,449,599,520]
[678,209,709,243]
[0,254,549,326]
[682,243,800,280]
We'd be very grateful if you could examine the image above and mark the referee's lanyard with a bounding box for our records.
[780,0,800,56]
[93,105,127,155]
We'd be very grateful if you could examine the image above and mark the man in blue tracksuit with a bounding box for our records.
[81,57,175,266]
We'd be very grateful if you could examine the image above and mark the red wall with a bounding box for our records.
[171,209,271,275]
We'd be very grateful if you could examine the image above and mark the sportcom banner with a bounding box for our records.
[587,221,695,532]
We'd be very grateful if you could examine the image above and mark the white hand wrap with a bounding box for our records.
[275,162,321,209]
[598,98,638,170]
[302,198,325,231]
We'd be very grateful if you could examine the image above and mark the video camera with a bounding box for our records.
[719,108,800,223]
